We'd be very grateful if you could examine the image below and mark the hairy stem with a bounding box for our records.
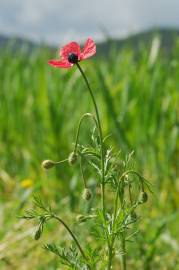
[80,157,87,188]
[107,240,115,270]
[74,113,98,153]
[121,232,127,270]
[53,215,90,268]
[76,63,106,217]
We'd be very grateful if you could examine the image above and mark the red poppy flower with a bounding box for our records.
[48,38,96,69]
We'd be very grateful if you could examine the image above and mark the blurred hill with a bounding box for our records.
[0,28,179,54]
[97,28,179,56]
[0,34,38,51]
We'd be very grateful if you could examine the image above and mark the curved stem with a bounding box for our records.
[80,150,100,159]
[128,184,133,206]
[76,63,106,216]
[119,170,140,180]
[74,113,98,153]
[55,158,68,165]
[80,156,87,188]
[119,170,148,191]
[76,63,113,269]
[53,215,90,267]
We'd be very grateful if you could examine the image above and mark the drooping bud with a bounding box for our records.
[138,191,148,204]
[82,188,92,201]
[68,152,78,165]
[34,228,41,240]
[41,160,55,170]
[34,224,43,240]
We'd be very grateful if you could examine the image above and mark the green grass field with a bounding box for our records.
[0,39,179,269]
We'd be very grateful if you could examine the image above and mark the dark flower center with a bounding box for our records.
[68,53,78,64]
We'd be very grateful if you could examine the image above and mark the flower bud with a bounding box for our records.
[34,229,41,240]
[68,152,78,165]
[76,214,88,223]
[41,160,55,170]
[34,224,43,240]
[82,188,92,201]
[138,191,148,204]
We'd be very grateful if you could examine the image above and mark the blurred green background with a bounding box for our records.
[0,34,179,269]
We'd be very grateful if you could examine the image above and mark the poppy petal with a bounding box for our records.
[60,42,81,61]
[80,38,96,60]
[48,59,73,68]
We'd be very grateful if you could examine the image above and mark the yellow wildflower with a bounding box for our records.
[21,178,33,189]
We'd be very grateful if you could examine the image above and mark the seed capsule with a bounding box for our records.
[41,160,55,169]
[82,188,92,201]
[138,191,148,204]
[68,152,78,165]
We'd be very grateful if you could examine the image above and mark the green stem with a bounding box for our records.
[108,188,120,270]
[128,184,133,206]
[76,63,115,269]
[113,182,120,223]
[113,176,127,270]
[107,239,115,270]
[107,247,113,270]
[74,113,98,153]
[121,232,127,270]
[80,156,87,188]
[53,215,90,268]
[80,150,100,159]
[76,63,106,217]
[120,179,127,270]
[55,158,68,165]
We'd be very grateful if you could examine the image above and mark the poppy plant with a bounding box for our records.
[48,38,96,69]
[23,33,150,270]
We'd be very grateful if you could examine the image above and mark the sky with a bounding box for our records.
[0,0,179,45]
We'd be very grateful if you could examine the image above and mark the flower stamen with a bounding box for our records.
[68,53,78,64]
